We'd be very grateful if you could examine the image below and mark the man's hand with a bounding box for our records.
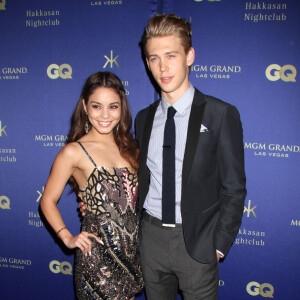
[78,200,87,217]
[217,252,221,262]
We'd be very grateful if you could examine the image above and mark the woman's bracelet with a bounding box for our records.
[56,226,67,236]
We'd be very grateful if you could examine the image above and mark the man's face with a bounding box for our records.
[146,35,194,104]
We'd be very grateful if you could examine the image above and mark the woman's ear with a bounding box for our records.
[82,99,87,114]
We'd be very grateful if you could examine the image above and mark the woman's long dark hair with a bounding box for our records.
[67,71,139,191]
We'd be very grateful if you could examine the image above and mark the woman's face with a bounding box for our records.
[83,87,121,136]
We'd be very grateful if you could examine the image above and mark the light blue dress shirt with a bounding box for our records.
[144,84,195,223]
[143,84,224,258]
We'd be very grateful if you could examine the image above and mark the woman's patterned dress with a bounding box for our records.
[74,142,143,300]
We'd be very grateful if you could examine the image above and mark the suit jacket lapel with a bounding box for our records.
[182,89,206,188]
[140,100,160,175]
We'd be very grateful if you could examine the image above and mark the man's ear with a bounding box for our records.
[187,47,195,67]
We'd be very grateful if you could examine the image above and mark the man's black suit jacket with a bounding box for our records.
[135,88,247,263]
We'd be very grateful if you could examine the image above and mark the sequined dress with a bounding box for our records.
[74,142,143,300]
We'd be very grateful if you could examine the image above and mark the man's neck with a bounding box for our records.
[162,84,190,105]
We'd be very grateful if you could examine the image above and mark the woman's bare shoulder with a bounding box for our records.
[56,142,81,161]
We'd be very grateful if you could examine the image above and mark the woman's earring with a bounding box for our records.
[85,113,89,134]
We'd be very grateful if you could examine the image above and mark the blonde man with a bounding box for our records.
[135,14,246,300]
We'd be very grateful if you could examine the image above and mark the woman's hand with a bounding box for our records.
[63,231,102,256]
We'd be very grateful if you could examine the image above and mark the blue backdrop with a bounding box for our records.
[1,0,299,299]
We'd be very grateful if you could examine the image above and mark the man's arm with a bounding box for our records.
[215,104,247,257]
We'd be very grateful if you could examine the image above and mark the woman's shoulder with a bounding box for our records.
[49,142,82,171]
[58,142,81,160]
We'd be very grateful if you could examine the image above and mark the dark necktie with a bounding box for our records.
[162,106,177,226]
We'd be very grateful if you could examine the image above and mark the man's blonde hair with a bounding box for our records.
[141,14,192,57]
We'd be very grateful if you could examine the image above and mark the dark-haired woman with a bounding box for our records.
[40,72,143,299]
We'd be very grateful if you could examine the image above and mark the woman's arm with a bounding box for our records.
[40,144,98,255]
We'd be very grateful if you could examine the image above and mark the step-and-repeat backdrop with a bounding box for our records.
[1,0,299,299]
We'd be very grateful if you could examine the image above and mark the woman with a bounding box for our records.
[40,71,143,299]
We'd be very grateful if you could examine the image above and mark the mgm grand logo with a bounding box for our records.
[191,65,241,79]
[244,142,300,158]
[91,1,123,6]
[35,134,67,147]
[0,0,6,10]
[0,257,32,270]
[0,67,28,80]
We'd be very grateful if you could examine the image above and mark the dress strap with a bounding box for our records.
[77,142,97,167]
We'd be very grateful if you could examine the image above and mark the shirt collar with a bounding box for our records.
[161,84,195,115]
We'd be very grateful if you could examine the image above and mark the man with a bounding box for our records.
[81,14,246,300]
[134,14,246,300]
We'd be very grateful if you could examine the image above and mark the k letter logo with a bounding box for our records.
[265,64,297,82]
[103,50,119,68]
[0,121,8,137]
[36,187,44,202]
[47,64,72,79]
[244,200,257,218]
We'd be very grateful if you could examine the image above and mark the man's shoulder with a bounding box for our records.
[195,89,230,107]
[194,88,237,112]
[135,99,160,120]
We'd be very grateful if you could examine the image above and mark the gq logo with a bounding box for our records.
[0,0,6,10]
[49,260,72,275]
[0,196,11,209]
[246,282,274,298]
[265,64,297,82]
[47,64,72,79]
